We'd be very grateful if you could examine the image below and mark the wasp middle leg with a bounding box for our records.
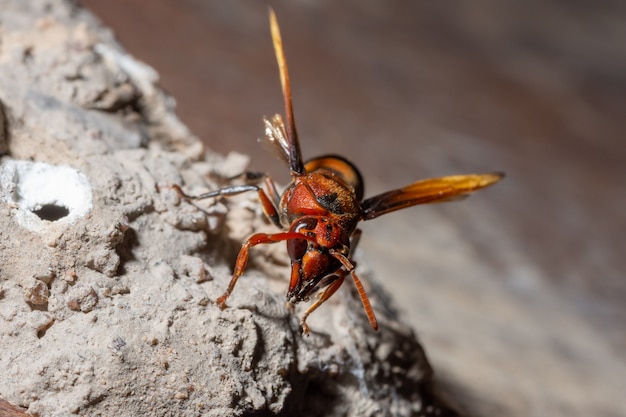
[169,175,283,228]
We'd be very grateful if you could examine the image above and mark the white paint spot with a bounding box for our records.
[0,159,92,233]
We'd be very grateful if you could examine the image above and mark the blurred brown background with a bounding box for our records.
[78,1,625,416]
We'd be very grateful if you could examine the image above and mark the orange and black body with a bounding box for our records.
[280,156,362,301]
[176,10,503,334]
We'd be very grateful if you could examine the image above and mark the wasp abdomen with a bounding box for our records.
[304,155,364,201]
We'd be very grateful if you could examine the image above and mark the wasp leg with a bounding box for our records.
[170,183,261,200]
[215,232,316,309]
[299,272,345,335]
[170,181,283,228]
[256,187,282,228]
[260,177,282,227]
[329,250,378,331]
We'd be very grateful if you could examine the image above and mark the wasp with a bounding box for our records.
[177,10,503,334]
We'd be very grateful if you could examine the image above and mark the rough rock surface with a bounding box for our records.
[0,2,456,416]
[73,2,626,417]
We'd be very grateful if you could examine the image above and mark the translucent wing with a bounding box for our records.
[361,173,504,220]
[262,114,290,164]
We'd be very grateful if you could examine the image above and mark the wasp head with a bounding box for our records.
[285,216,350,303]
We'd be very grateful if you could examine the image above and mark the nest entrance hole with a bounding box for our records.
[32,204,70,221]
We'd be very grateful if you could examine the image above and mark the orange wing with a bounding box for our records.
[269,9,304,176]
[361,172,504,220]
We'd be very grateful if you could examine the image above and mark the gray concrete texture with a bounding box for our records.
[69,1,626,415]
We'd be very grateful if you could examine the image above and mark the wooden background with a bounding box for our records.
[78,1,626,416]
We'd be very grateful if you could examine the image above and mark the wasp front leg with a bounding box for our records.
[329,250,378,331]
[299,272,346,335]
[298,250,377,334]
[215,232,317,308]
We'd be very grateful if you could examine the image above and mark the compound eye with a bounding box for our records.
[287,238,308,260]
[287,218,317,260]
[293,217,317,233]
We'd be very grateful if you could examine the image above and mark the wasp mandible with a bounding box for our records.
[178,9,503,335]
